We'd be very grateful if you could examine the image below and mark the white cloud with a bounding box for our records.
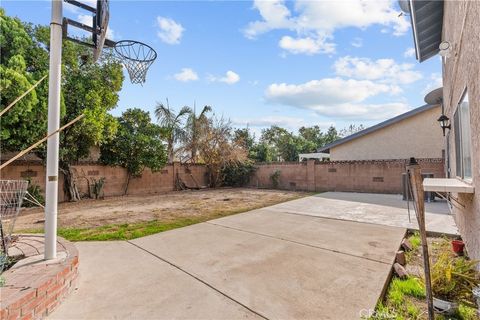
[267,78,394,105]
[333,56,423,85]
[422,73,443,95]
[243,0,294,39]
[351,37,363,48]
[156,17,184,45]
[244,0,410,55]
[173,68,198,82]
[64,0,96,13]
[265,78,409,120]
[208,70,240,85]
[77,14,115,40]
[279,35,335,55]
[404,47,416,58]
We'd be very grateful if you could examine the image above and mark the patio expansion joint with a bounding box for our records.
[206,221,392,266]
[125,240,270,320]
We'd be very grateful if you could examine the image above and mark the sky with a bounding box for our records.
[4,0,443,137]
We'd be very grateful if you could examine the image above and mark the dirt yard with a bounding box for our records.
[15,188,309,231]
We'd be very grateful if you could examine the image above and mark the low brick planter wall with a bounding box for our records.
[0,235,79,319]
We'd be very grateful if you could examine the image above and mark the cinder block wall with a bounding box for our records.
[442,1,480,263]
[249,159,445,194]
[0,162,208,202]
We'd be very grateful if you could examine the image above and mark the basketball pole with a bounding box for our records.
[44,0,63,260]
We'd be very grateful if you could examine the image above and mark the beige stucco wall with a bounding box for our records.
[330,106,443,161]
[442,1,480,263]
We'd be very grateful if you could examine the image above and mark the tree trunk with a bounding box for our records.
[191,147,196,164]
[168,140,174,163]
[60,162,80,202]
[124,172,131,195]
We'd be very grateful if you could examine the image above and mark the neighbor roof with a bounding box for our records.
[408,0,444,62]
[317,104,438,153]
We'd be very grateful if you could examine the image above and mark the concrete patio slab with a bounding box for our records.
[210,210,406,264]
[264,192,457,235]
[131,221,403,319]
[50,241,260,320]
[50,192,414,320]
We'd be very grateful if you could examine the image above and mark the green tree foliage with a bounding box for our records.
[260,126,308,162]
[0,10,49,151]
[100,109,167,194]
[298,125,325,148]
[233,128,257,159]
[1,11,124,201]
[339,124,365,138]
[154,100,191,163]
[324,125,340,145]
[233,124,342,163]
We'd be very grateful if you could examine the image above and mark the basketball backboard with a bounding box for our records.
[93,0,109,61]
[62,0,156,82]
[63,0,111,61]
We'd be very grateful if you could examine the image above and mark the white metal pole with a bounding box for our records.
[44,0,63,260]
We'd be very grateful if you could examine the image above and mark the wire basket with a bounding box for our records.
[114,40,157,84]
[0,180,29,255]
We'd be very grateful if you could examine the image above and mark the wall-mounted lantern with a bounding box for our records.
[437,114,451,136]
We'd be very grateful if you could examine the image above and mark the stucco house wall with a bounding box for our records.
[329,106,443,161]
[442,0,480,262]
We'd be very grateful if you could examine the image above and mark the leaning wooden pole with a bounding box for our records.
[0,114,85,171]
[407,157,434,320]
[0,75,48,117]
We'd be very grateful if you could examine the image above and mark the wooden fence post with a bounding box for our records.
[407,157,434,320]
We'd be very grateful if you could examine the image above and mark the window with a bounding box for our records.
[454,91,472,180]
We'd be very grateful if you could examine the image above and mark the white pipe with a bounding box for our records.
[44,0,63,260]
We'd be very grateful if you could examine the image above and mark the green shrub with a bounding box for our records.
[456,303,479,320]
[270,169,281,189]
[221,160,256,187]
[431,248,479,304]
[23,179,44,207]
[90,177,106,199]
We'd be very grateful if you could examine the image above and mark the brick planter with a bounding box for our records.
[0,235,79,319]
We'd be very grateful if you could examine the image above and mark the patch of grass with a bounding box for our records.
[23,218,203,241]
[390,277,426,299]
[376,236,480,320]
[19,192,314,241]
[406,302,421,319]
[386,277,426,312]
[409,232,421,250]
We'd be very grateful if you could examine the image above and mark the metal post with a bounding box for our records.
[44,0,63,260]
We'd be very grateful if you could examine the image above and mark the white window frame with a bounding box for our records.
[453,89,472,182]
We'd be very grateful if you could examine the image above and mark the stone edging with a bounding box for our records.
[0,235,79,319]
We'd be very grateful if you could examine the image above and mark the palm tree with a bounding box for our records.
[184,103,212,163]
[155,99,191,163]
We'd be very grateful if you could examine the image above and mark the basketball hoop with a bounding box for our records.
[114,40,157,84]
[62,1,157,84]
[0,180,28,255]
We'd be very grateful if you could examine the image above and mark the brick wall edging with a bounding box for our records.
[249,158,445,193]
[0,236,79,319]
